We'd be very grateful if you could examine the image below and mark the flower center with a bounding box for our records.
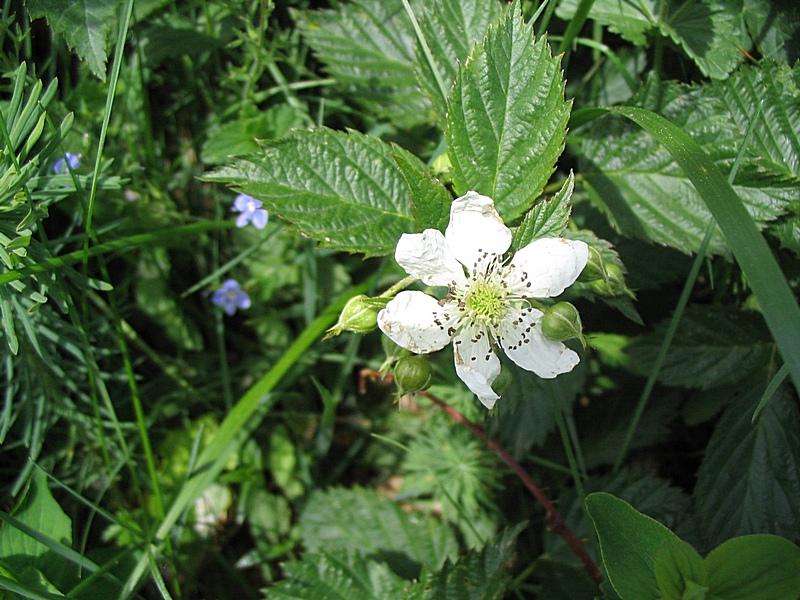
[464,280,507,325]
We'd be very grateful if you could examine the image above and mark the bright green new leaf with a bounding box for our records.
[204,128,419,257]
[705,535,800,600]
[692,382,800,552]
[25,0,118,81]
[585,492,679,600]
[654,537,707,600]
[446,4,571,222]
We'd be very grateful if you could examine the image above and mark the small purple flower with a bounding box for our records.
[53,153,80,175]
[211,280,251,315]
[233,194,269,229]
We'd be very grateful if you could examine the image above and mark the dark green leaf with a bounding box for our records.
[297,487,458,579]
[705,534,800,600]
[392,153,451,232]
[446,5,571,222]
[204,128,418,257]
[625,305,774,389]
[25,0,118,80]
[512,173,574,249]
[415,0,505,124]
[742,0,800,64]
[265,551,411,599]
[293,0,431,127]
[585,492,679,600]
[692,382,800,552]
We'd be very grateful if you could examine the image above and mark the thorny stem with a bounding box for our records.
[359,369,603,589]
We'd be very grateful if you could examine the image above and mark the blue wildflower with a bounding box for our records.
[211,280,251,315]
[233,194,269,229]
[53,153,80,175]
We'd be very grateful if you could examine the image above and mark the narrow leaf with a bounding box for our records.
[447,4,571,222]
[393,153,451,232]
[205,128,419,257]
[512,172,574,249]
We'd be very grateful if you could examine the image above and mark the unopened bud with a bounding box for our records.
[541,302,585,346]
[325,295,382,339]
[589,263,627,296]
[394,355,433,394]
[491,366,513,396]
[578,246,607,283]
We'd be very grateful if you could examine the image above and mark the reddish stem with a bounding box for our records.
[360,369,603,588]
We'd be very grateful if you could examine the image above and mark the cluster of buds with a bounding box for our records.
[578,246,631,297]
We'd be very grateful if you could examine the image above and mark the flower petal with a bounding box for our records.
[445,191,512,267]
[251,210,269,229]
[377,291,454,354]
[453,326,501,409]
[510,238,588,298]
[396,230,465,287]
[499,307,580,378]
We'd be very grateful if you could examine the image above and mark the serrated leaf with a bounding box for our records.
[265,551,411,600]
[446,5,571,222]
[692,381,800,552]
[577,76,794,255]
[204,128,418,257]
[414,0,505,124]
[416,524,523,600]
[625,305,774,389]
[705,535,800,599]
[297,487,458,579]
[25,0,118,81]
[743,0,800,64]
[293,0,431,127]
[556,0,744,79]
[585,492,679,600]
[512,173,574,249]
[392,153,451,232]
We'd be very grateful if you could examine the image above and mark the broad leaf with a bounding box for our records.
[415,0,505,123]
[705,535,800,599]
[205,128,419,257]
[556,0,745,79]
[293,0,431,127]
[265,551,411,599]
[297,487,458,579]
[692,381,800,552]
[742,0,800,64]
[653,538,707,600]
[625,305,774,389]
[512,173,574,249]
[446,5,571,222]
[416,524,524,600]
[585,492,679,600]
[25,0,118,80]
[392,154,451,232]
[576,76,794,255]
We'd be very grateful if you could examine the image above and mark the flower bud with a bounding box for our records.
[541,302,585,346]
[324,294,381,339]
[578,246,607,282]
[393,355,433,394]
[490,366,513,396]
[589,263,626,296]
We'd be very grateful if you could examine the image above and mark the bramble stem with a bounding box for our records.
[359,369,603,588]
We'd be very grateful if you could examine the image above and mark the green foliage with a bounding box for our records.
[446,4,571,222]
[205,128,419,257]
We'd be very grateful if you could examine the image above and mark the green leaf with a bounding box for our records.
[392,153,451,232]
[625,305,774,389]
[297,487,458,579]
[705,535,800,600]
[585,492,680,600]
[416,524,524,600]
[414,0,505,123]
[266,551,411,600]
[293,0,431,127]
[204,128,418,257]
[446,5,571,222]
[575,76,794,256]
[654,538,707,600]
[512,173,574,249]
[692,381,800,552]
[25,0,118,81]
[556,0,744,79]
[742,0,800,64]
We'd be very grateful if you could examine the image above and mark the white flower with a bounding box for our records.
[377,191,589,409]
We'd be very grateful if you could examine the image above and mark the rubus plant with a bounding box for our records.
[0,0,798,598]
